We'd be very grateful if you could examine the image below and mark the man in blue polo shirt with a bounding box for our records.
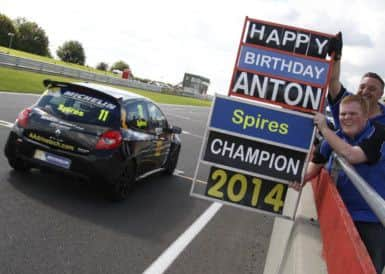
[327,32,385,128]
[291,95,385,273]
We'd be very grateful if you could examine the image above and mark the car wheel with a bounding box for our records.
[164,145,180,175]
[109,160,136,201]
[8,157,30,172]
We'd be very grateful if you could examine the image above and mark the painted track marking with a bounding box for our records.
[143,202,222,274]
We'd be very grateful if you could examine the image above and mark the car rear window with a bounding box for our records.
[36,86,120,127]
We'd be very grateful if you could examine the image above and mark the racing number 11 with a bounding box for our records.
[207,168,285,213]
[98,109,109,122]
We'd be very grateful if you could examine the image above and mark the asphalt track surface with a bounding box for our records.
[0,92,274,274]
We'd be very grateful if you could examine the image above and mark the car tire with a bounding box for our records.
[109,160,136,201]
[163,145,180,175]
[8,157,30,172]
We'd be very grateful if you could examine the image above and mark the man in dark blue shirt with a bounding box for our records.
[292,95,385,273]
[327,32,385,129]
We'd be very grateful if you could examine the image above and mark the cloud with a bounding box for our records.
[1,0,385,96]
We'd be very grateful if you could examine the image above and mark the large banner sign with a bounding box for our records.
[191,17,333,218]
[229,17,334,113]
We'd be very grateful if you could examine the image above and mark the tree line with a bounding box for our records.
[0,13,131,74]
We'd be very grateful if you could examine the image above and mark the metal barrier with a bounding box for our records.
[0,52,163,91]
[312,169,377,274]
[333,152,385,227]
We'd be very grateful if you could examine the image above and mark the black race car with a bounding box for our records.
[4,80,182,200]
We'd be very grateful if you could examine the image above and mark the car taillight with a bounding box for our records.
[95,130,122,150]
[16,108,32,128]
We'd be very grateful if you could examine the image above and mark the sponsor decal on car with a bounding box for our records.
[136,119,147,128]
[63,91,117,110]
[34,149,71,169]
[28,132,75,151]
[155,140,163,156]
[57,104,84,117]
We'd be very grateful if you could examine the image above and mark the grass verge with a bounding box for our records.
[0,66,211,106]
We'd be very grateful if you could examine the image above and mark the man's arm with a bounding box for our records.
[304,162,324,182]
[327,32,343,101]
[328,59,342,100]
[289,162,323,191]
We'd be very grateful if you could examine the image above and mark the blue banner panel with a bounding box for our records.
[210,96,315,150]
[238,45,329,86]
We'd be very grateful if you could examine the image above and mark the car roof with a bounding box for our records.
[43,79,150,102]
[75,82,147,101]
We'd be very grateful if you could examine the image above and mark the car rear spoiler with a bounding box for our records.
[42,79,123,105]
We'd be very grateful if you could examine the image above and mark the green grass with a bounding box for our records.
[0,66,212,106]
[0,47,211,106]
[128,88,212,106]
[0,66,80,92]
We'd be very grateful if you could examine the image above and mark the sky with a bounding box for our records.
[2,0,385,95]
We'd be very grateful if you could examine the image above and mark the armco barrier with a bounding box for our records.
[311,169,376,274]
[0,52,162,92]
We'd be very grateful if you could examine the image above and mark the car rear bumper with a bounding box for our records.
[4,131,127,183]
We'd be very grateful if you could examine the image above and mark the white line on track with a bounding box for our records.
[0,91,39,96]
[173,172,207,185]
[0,120,13,128]
[143,172,213,274]
[143,202,222,274]
[166,113,192,120]
[182,130,203,139]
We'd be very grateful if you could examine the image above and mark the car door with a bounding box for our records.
[122,100,157,175]
[146,101,171,168]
